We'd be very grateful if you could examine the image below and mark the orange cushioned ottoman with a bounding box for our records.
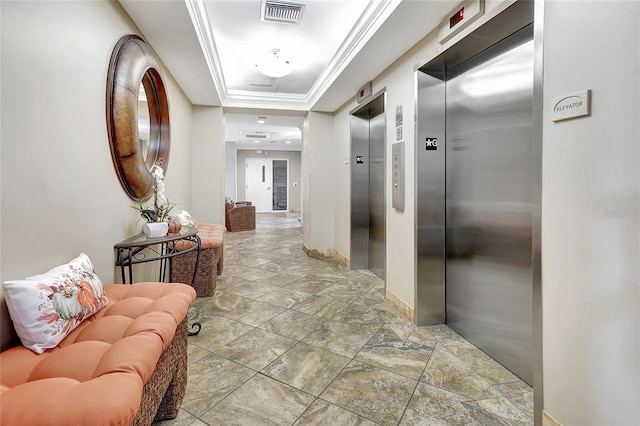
[0,282,196,426]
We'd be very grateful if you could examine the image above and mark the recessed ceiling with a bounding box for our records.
[190,0,400,110]
[119,0,455,151]
[225,110,304,151]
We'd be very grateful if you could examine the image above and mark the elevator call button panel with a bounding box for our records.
[392,142,405,211]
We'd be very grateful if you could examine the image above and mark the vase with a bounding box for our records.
[142,221,168,238]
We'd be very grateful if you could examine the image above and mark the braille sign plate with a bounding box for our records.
[425,138,438,150]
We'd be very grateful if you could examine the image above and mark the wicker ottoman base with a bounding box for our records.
[171,246,222,297]
[131,318,188,425]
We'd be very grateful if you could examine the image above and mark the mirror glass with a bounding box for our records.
[138,82,151,163]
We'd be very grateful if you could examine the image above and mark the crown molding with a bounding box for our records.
[186,0,401,111]
[306,0,401,107]
[185,0,227,100]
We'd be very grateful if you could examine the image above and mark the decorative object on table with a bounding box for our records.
[167,218,182,234]
[132,165,175,238]
[176,210,197,227]
[142,222,169,238]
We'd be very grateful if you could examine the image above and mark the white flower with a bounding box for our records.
[151,165,164,181]
[132,164,174,222]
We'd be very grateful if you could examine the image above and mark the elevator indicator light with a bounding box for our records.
[450,7,464,28]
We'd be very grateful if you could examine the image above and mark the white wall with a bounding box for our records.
[302,112,335,251]
[332,103,353,260]
[541,1,640,424]
[330,2,640,424]
[225,141,237,200]
[191,106,225,225]
[236,149,302,212]
[0,1,194,349]
[330,1,517,309]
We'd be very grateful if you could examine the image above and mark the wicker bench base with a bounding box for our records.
[131,318,188,425]
[171,246,223,297]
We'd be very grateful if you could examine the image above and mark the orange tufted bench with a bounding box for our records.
[0,282,196,426]
[171,223,225,297]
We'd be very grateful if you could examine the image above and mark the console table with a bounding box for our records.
[114,226,202,335]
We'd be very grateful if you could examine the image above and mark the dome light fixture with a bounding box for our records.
[255,48,292,78]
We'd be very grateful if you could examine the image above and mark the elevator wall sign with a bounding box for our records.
[425,138,438,150]
[552,89,591,122]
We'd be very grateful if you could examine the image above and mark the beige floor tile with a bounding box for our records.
[199,374,314,426]
[294,400,377,426]
[178,216,532,426]
[215,327,297,370]
[320,360,417,426]
[258,287,315,308]
[463,397,533,425]
[303,320,381,358]
[224,280,281,299]
[421,347,502,401]
[291,295,355,319]
[186,315,253,352]
[181,353,255,416]
[446,343,521,385]
[262,342,351,396]
[400,383,481,425]
[259,310,326,341]
[355,326,433,380]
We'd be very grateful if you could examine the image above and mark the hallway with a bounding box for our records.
[162,215,533,425]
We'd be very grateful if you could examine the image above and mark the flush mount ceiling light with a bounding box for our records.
[255,49,292,78]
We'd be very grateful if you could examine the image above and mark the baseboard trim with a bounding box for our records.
[301,245,351,269]
[335,251,350,268]
[302,244,335,260]
[542,411,563,426]
[385,289,414,323]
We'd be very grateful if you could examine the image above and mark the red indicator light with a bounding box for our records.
[450,7,465,28]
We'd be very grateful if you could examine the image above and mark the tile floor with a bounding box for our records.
[157,213,533,425]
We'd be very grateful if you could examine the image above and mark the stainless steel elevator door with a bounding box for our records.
[445,40,534,384]
[369,111,386,279]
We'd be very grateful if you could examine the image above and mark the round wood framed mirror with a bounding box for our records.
[106,34,170,201]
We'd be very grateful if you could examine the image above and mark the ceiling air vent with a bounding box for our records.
[261,0,305,24]
[246,132,280,140]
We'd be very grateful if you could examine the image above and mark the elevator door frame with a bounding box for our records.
[415,0,534,326]
[350,91,386,280]
[414,1,542,421]
[417,25,534,375]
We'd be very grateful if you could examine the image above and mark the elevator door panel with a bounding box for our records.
[445,40,534,384]
[369,111,385,279]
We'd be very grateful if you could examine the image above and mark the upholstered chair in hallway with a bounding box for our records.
[225,201,256,232]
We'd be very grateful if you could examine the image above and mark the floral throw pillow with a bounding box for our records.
[3,253,109,354]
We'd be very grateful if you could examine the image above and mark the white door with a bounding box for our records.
[245,158,272,212]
